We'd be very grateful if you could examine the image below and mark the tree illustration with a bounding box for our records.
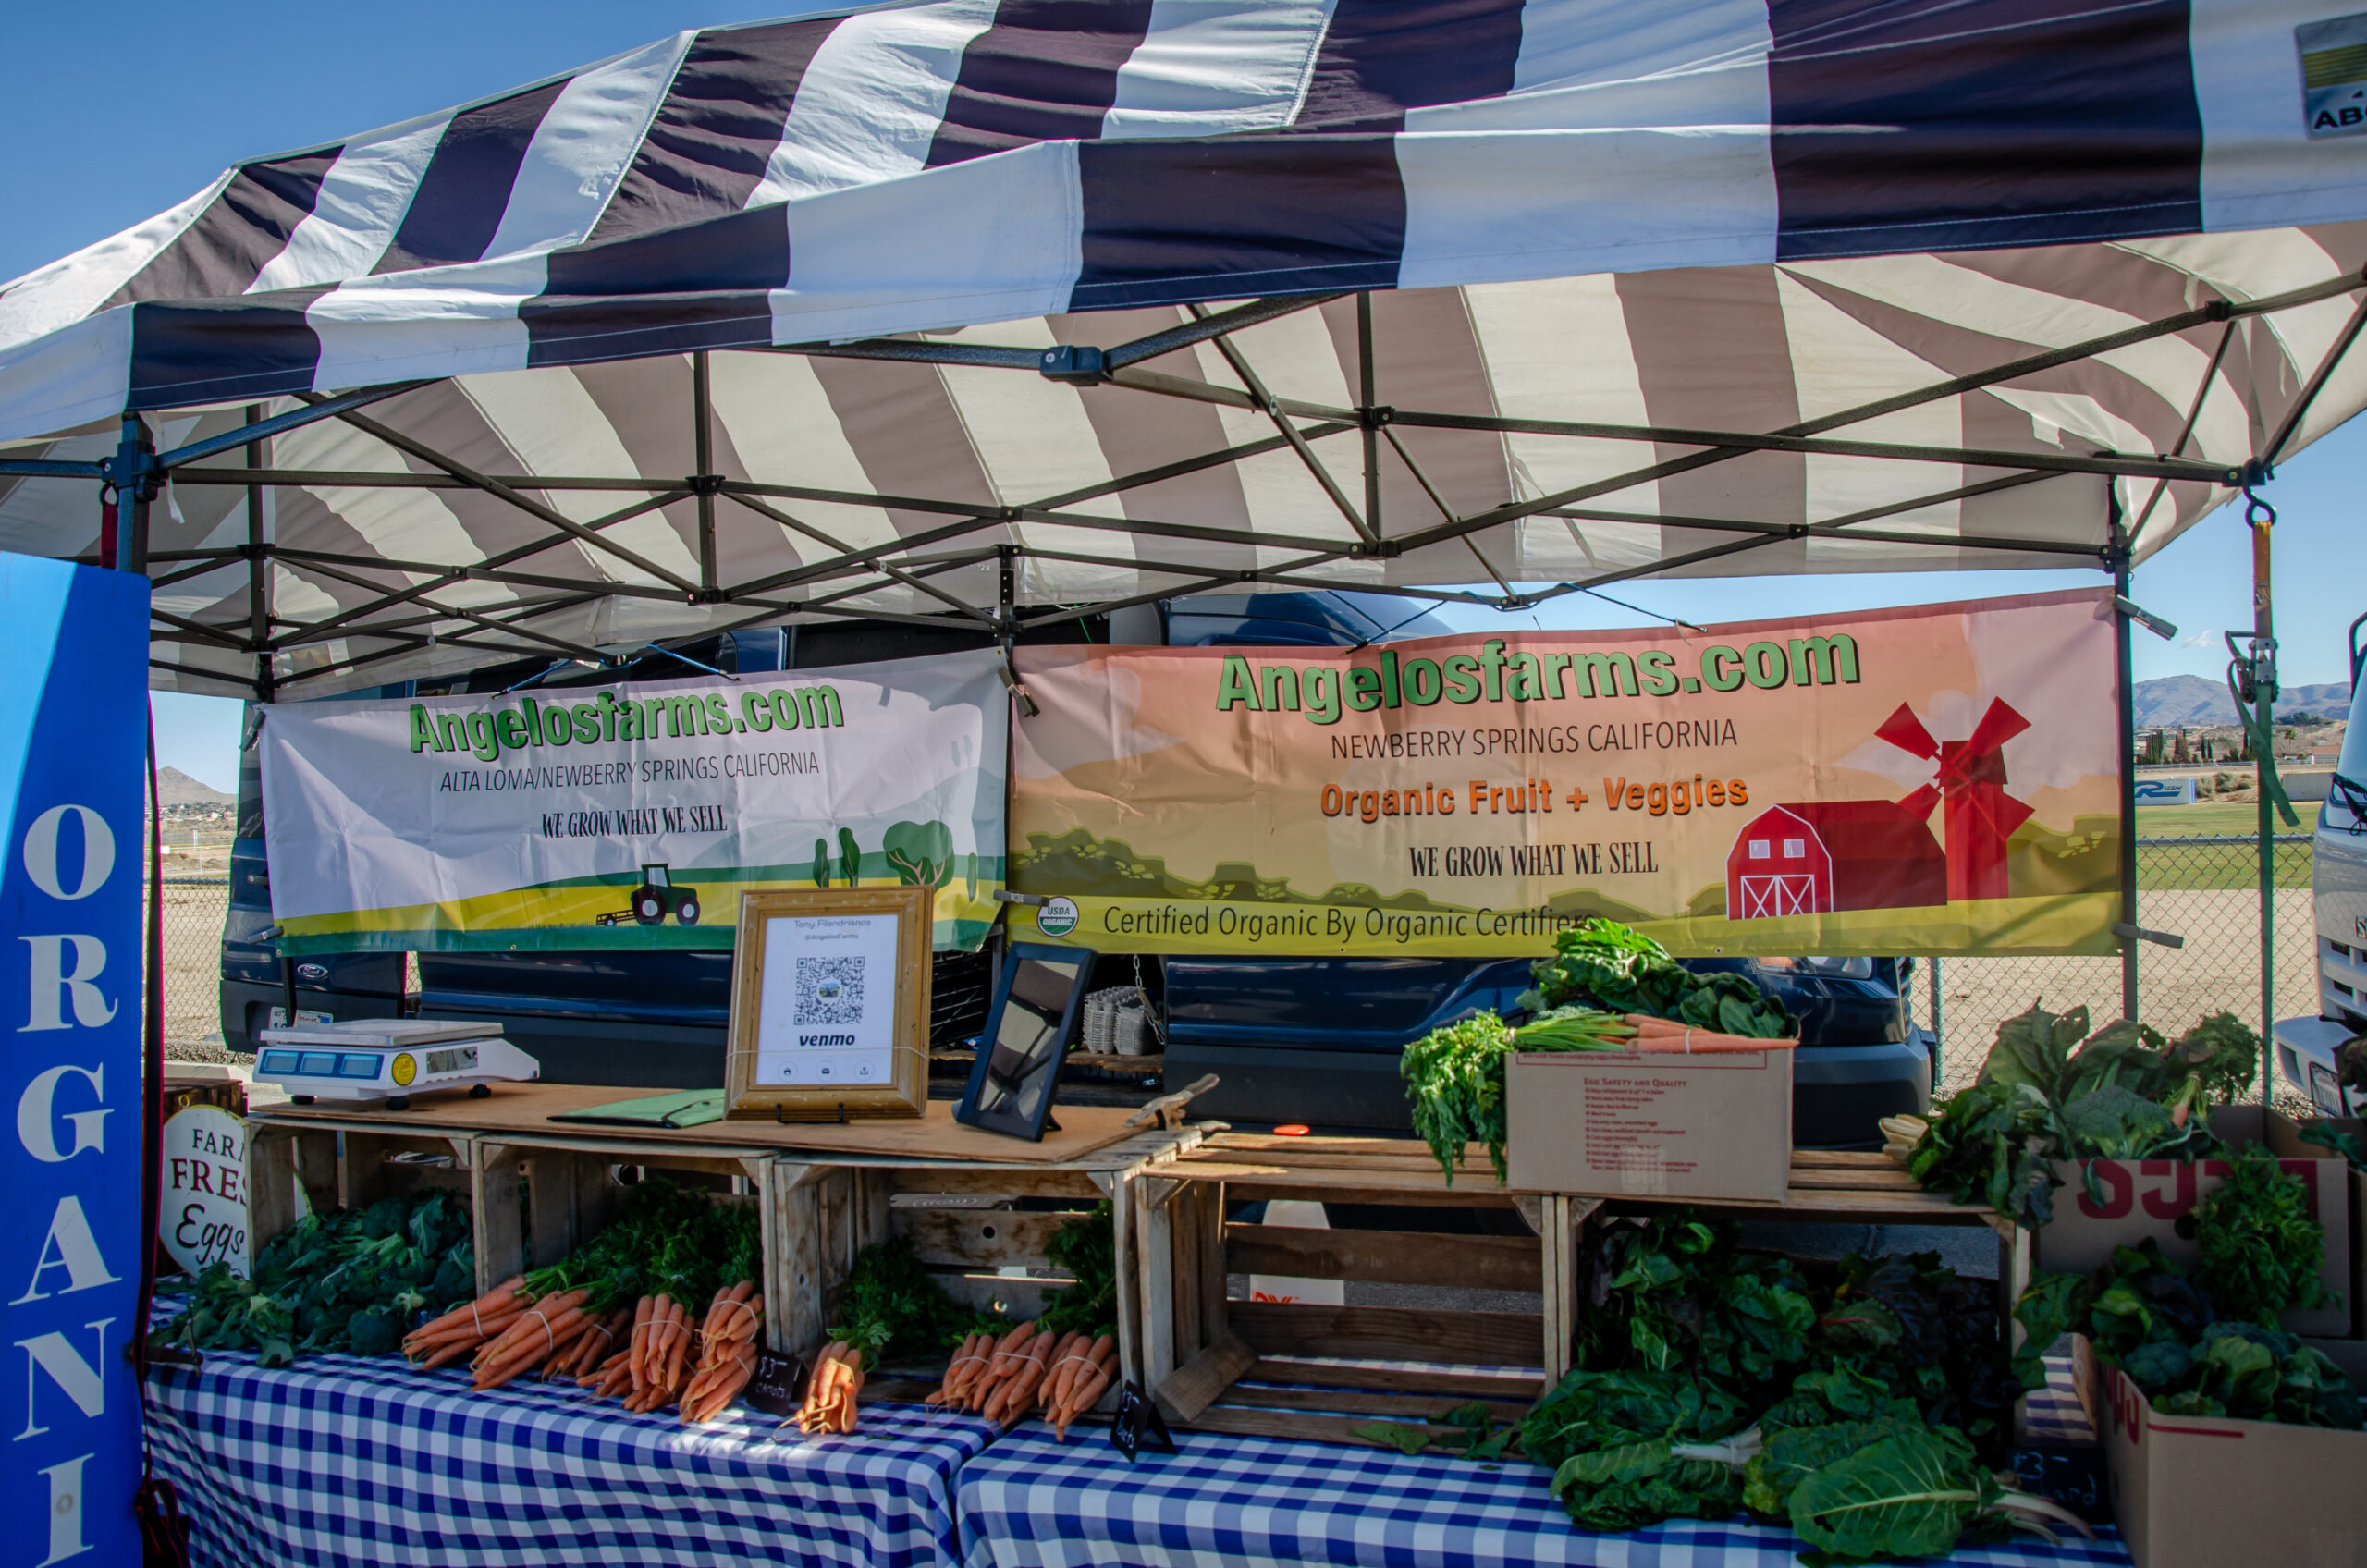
[811,839,830,888]
[837,827,862,887]
[883,819,954,889]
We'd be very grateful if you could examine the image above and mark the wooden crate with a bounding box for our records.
[1568,1148,2030,1429]
[242,1112,478,1263]
[762,1121,1206,1403]
[472,1133,781,1345]
[1142,1137,2026,1446]
[1143,1133,1571,1445]
[1577,1148,2029,1328]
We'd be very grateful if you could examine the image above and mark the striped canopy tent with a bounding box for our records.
[6,0,2367,698]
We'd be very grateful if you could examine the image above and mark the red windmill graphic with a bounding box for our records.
[1875,698,2033,903]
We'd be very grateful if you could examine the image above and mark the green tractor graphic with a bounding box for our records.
[596,863,702,927]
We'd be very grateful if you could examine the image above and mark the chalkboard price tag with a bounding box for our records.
[2007,1442,2109,1525]
[742,1350,808,1420]
[1110,1380,1176,1462]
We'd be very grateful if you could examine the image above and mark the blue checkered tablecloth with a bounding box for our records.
[956,1369,2126,1568]
[146,1353,992,1568]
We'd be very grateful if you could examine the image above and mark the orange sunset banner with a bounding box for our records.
[1007,589,2124,959]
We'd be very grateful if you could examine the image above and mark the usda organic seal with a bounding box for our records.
[1036,896,1080,937]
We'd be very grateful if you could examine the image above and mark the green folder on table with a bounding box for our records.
[547,1089,727,1129]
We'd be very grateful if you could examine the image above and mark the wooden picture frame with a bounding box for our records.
[724,885,932,1121]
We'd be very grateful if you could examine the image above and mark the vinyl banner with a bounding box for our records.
[1009,590,2121,958]
[262,651,1007,954]
[1,555,147,1567]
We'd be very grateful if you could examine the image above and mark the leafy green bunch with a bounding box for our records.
[1567,1216,1816,1385]
[828,1207,1114,1366]
[525,1176,749,1311]
[153,1190,475,1367]
[1400,1006,1650,1184]
[1906,1002,2256,1227]
[2176,1149,2338,1326]
[1521,920,1795,1039]
[2014,1239,2361,1429]
[1743,1416,2039,1566]
[1985,1001,2256,1119]
[1526,1215,2054,1560]
[1036,1205,1118,1340]
[1402,1011,1515,1186]
[827,1235,990,1366]
[1804,1252,2022,1455]
[1905,1080,2068,1229]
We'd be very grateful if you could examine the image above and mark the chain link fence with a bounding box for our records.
[1911,836,2318,1109]
[148,875,232,1059]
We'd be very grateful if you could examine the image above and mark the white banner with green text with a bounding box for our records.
[260,651,1007,953]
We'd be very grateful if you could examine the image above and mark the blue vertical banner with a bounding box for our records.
[0,555,145,1567]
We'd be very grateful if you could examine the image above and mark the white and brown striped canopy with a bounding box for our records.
[2,0,2365,697]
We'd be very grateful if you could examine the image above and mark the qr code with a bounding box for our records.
[794,956,866,1026]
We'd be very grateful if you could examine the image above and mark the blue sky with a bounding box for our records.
[12,3,2361,790]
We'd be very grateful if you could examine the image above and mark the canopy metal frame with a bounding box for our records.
[5,263,2352,1092]
[6,268,2358,717]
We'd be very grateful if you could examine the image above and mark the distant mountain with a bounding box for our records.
[154,767,233,807]
[2131,674,2352,729]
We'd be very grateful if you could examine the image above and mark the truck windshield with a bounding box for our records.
[2336,680,2367,827]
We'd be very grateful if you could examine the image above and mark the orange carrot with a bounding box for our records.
[477,1288,588,1364]
[405,1278,525,1346]
[417,1339,478,1372]
[628,1295,656,1384]
[1619,1014,1790,1050]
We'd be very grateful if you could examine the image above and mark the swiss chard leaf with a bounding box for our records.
[1980,1001,2089,1099]
[1788,1425,1987,1564]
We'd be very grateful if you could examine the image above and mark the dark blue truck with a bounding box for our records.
[222,593,1932,1146]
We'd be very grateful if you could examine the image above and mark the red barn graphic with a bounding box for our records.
[1726,801,1946,919]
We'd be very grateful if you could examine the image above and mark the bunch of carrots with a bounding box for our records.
[573,1281,763,1417]
[400,1277,635,1390]
[680,1281,765,1423]
[401,1178,767,1425]
[926,1320,1117,1440]
[1615,1012,1796,1054]
[793,1341,865,1433]
[1512,1005,1792,1057]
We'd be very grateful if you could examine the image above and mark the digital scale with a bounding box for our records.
[253,1019,540,1109]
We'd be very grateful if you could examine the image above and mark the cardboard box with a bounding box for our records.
[1504,1048,1792,1201]
[2087,1333,2367,1568]
[2037,1106,2353,1338]
[2270,1110,2367,1340]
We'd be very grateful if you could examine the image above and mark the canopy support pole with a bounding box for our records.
[246,405,274,700]
[103,414,156,574]
[693,351,718,599]
[1357,293,1380,544]
[2109,500,2139,1023]
[2250,506,2277,1092]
